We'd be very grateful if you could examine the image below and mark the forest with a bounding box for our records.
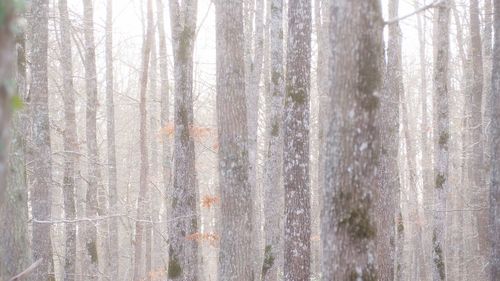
[0,0,500,280]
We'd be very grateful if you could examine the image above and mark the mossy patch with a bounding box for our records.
[86,240,98,264]
[339,206,376,240]
[271,122,279,137]
[435,173,446,189]
[432,232,445,280]
[168,256,182,279]
[287,85,306,105]
[438,132,449,146]
[261,245,275,276]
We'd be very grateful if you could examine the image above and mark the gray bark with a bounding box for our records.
[58,0,79,279]
[283,0,312,280]
[431,2,450,280]
[215,0,252,279]
[105,0,120,278]
[322,0,383,280]
[167,0,199,279]
[489,0,500,278]
[262,0,284,280]
[133,0,153,279]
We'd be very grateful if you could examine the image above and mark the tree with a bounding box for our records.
[104,0,120,277]
[58,0,79,279]
[431,1,450,280]
[133,0,153,279]
[489,0,500,279]
[322,1,383,280]
[167,0,199,279]
[375,0,401,279]
[262,0,284,280]
[82,0,106,278]
[283,0,312,280]
[215,0,252,279]
[0,4,31,278]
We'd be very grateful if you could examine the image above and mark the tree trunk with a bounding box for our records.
[167,0,199,279]
[104,0,120,278]
[322,1,383,280]
[215,1,252,280]
[0,11,31,279]
[431,2,450,280]
[489,1,500,279]
[133,0,153,279]
[375,0,400,279]
[262,0,284,280]
[156,0,170,269]
[58,0,79,279]
[283,0,312,280]
[27,1,56,279]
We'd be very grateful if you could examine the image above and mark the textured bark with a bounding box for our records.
[104,0,120,278]
[58,0,79,279]
[215,1,252,280]
[133,0,153,279]
[167,0,199,280]
[489,1,500,278]
[431,2,450,280]
[262,0,284,280]
[0,11,31,279]
[322,1,383,280]
[283,0,312,280]
[28,1,56,280]
[156,0,170,269]
[468,0,489,262]
[375,0,400,279]
[82,0,106,279]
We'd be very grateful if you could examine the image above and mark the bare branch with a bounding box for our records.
[8,259,43,281]
[385,0,444,25]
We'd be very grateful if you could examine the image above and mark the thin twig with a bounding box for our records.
[8,259,42,281]
[385,0,445,25]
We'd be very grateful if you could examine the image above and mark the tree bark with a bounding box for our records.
[167,0,199,279]
[262,0,284,280]
[215,0,252,280]
[58,0,80,279]
[133,0,153,279]
[104,0,120,278]
[322,1,383,280]
[283,0,312,280]
[431,2,450,280]
[489,1,500,279]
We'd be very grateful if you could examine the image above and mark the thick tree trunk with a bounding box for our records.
[167,0,199,279]
[489,1,500,279]
[322,1,383,280]
[431,2,450,280]
[28,1,56,280]
[215,1,252,280]
[0,12,31,279]
[104,0,120,278]
[133,0,153,279]
[58,0,79,279]
[262,0,284,280]
[283,1,312,281]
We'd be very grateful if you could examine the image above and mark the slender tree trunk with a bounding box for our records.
[156,0,170,269]
[133,0,153,279]
[283,0,312,280]
[375,0,400,279]
[322,1,383,280]
[489,1,500,279]
[0,13,31,279]
[58,0,79,279]
[262,0,283,280]
[27,1,56,280]
[215,1,252,280]
[431,2,450,280]
[104,0,120,278]
[167,0,199,279]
